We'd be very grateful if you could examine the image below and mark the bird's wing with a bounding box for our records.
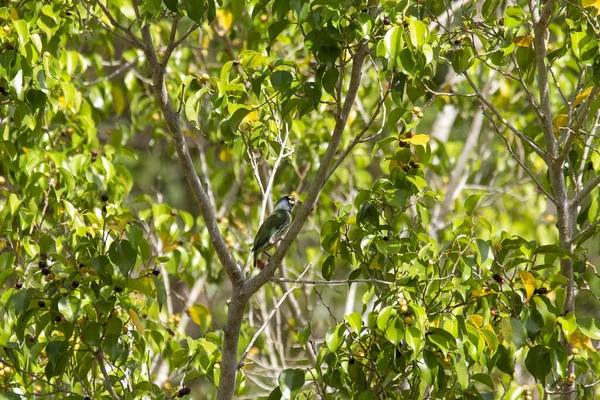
[252,210,291,252]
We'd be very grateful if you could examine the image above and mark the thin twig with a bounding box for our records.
[238,264,312,368]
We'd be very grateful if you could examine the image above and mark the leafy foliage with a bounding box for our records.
[0,0,599,399]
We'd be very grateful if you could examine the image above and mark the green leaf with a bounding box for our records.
[325,324,344,352]
[577,317,600,340]
[407,19,427,47]
[377,306,393,330]
[58,296,81,321]
[465,193,485,216]
[82,322,102,347]
[525,345,551,383]
[184,0,204,23]
[405,326,422,353]
[455,357,468,389]
[557,312,577,340]
[345,312,362,333]
[0,252,16,270]
[482,0,501,19]
[271,70,293,91]
[322,68,338,97]
[384,26,404,64]
[163,0,180,12]
[153,275,167,309]
[108,240,137,277]
[278,368,305,400]
[322,255,335,281]
[11,288,33,313]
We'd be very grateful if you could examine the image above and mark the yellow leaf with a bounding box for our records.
[219,148,232,162]
[571,330,596,352]
[189,304,212,328]
[582,0,600,13]
[514,35,533,47]
[9,6,19,20]
[346,215,357,224]
[368,254,381,270]
[216,9,233,31]
[128,309,144,335]
[471,287,496,298]
[401,134,430,146]
[552,114,568,136]
[468,314,484,328]
[112,85,125,115]
[519,271,535,302]
[574,87,593,107]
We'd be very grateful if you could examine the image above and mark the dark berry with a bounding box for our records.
[28,334,35,342]
[152,267,160,276]
[499,18,504,26]
[84,397,91,400]
[383,236,389,241]
[383,17,391,25]
[178,386,191,397]
[38,300,46,308]
[492,273,504,284]
[39,260,47,268]
[90,150,98,156]
[72,280,80,289]
[14,281,23,289]
[55,315,62,323]
[42,267,51,276]
[114,285,123,293]
[40,252,47,260]
[535,287,548,295]
[454,39,462,45]
[101,193,109,202]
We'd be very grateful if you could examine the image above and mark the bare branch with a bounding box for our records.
[464,73,550,162]
[325,84,391,182]
[270,277,394,285]
[238,264,312,368]
[80,56,141,87]
[482,109,557,204]
[91,0,144,48]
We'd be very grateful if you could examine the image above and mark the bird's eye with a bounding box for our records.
[289,197,296,204]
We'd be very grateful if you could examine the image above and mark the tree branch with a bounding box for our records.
[244,40,371,298]
[139,23,243,286]
[572,174,600,208]
[464,73,550,162]
[270,277,394,285]
[572,218,600,244]
[91,0,144,48]
[94,350,120,400]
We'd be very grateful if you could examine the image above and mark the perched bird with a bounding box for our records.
[252,195,299,269]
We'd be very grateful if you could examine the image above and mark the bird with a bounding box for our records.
[252,195,299,269]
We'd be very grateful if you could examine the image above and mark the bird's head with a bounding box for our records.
[274,195,299,212]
